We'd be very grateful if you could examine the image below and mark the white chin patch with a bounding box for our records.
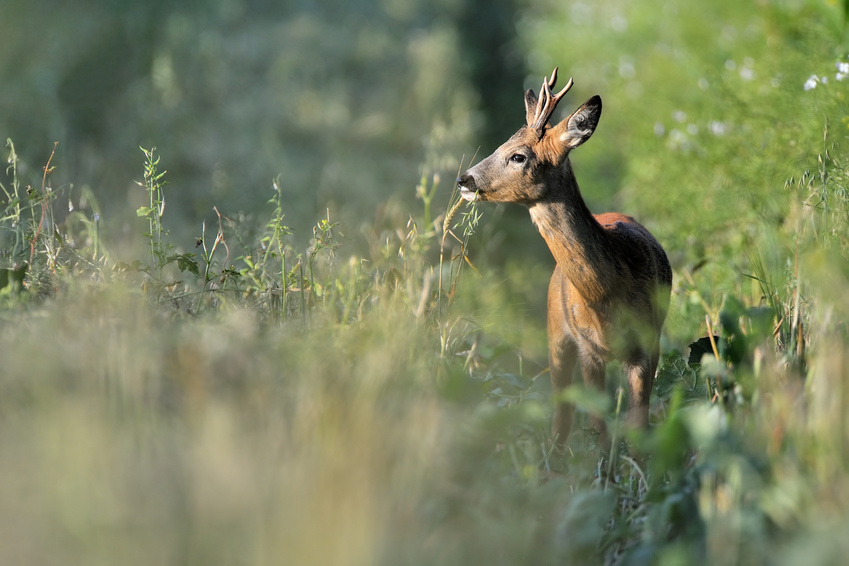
[459,189,478,202]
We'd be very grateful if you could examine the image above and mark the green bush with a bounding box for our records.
[4,1,849,564]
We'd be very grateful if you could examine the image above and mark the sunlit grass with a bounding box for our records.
[3,115,849,563]
[3,1,849,565]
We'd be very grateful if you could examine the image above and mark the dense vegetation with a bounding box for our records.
[3,0,849,564]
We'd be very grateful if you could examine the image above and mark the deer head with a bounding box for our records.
[457,68,602,204]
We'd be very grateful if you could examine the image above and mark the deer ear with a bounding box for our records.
[524,88,539,126]
[555,95,602,149]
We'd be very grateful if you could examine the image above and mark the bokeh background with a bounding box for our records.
[3,0,844,278]
[3,0,518,245]
[2,2,849,564]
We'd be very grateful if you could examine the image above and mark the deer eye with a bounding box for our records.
[509,153,526,164]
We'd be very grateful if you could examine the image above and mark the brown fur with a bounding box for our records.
[457,71,672,449]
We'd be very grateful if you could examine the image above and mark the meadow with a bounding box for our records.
[3,0,849,564]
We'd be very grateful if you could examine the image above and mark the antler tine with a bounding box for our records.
[547,67,559,89]
[552,76,574,104]
[532,77,551,129]
[531,68,574,132]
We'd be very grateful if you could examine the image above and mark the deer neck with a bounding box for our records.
[528,167,618,303]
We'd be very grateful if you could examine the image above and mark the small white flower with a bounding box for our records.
[804,75,819,91]
[836,61,849,74]
[673,110,687,123]
[838,72,847,82]
[653,122,665,137]
[610,14,627,32]
[822,76,829,85]
[666,129,690,152]
[708,121,728,136]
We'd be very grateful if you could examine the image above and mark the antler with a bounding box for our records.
[529,67,574,132]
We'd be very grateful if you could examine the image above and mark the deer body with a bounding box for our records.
[457,69,671,448]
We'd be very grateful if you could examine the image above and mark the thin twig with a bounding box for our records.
[30,142,58,268]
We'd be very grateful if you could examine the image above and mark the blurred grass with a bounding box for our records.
[3,0,849,565]
[0,290,445,565]
[0,0,480,245]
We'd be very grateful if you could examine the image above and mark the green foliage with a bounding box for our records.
[135,146,202,289]
[3,1,849,565]
[0,127,844,564]
[522,0,849,340]
[0,138,26,266]
[0,0,481,243]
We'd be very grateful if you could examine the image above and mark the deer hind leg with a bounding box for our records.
[580,353,610,451]
[624,345,656,429]
[549,336,578,447]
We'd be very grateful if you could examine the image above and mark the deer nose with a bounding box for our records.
[456,172,481,202]
[456,173,475,190]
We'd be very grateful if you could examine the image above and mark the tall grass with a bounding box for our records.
[3,112,849,563]
[4,2,849,564]
[1,142,543,565]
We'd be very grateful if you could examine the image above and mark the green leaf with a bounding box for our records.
[656,352,688,400]
[136,206,153,217]
[554,491,617,562]
[0,265,27,291]
[557,384,611,416]
[746,306,775,345]
[656,351,708,404]
[168,253,199,276]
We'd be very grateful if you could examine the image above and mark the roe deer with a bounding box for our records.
[457,68,672,450]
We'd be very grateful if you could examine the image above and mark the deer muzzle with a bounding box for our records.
[456,172,479,202]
